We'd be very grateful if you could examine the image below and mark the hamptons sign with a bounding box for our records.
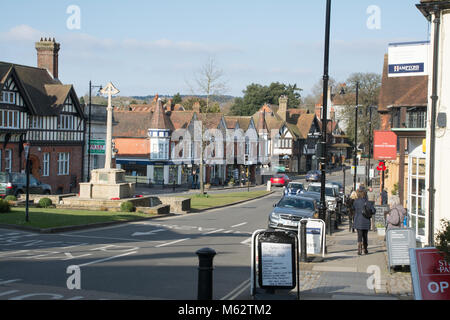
[388,41,429,78]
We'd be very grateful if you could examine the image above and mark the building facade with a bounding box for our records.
[0,38,85,194]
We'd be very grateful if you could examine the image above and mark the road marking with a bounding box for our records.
[78,251,137,267]
[0,250,29,258]
[155,238,190,248]
[224,230,235,234]
[202,229,224,235]
[0,279,22,285]
[132,229,166,237]
[240,237,252,246]
[220,279,251,300]
[231,222,248,228]
[0,290,20,297]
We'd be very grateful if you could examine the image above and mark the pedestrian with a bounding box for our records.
[381,189,388,205]
[386,195,406,230]
[353,189,375,255]
[347,191,358,233]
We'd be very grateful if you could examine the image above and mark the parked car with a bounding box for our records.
[306,182,338,212]
[268,195,318,231]
[305,170,321,182]
[283,182,304,196]
[0,172,52,198]
[270,174,290,187]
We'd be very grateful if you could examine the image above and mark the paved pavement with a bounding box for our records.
[252,218,414,300]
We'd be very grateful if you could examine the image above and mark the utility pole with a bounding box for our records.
[353,82,359,192]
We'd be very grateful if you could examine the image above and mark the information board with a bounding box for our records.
[410,248,450,300]
[261,243,293,287]
[386,228,416,270]
[298,219,325,256]
[374,205,389,228]
[257,231,297,290]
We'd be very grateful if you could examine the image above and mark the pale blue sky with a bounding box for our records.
[0,0,430,98]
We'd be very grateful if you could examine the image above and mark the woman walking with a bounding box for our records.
[353,189,375,255]
[346,191,358,233]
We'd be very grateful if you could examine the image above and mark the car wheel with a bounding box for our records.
[44,190,51,195]
[15,190,23,198]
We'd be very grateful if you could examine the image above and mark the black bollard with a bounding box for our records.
[196,248,216,300]
[300,220,308,262]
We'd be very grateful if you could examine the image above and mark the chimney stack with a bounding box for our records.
[35,38,60,79]
[278,95,288,122]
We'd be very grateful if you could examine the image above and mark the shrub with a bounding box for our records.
[436,219,450,263]
[120,201,135,212]
[5,195,17,202]
[38,197,53,208]
[0,199,11,213]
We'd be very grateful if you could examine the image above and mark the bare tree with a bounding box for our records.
[188,56,228,112]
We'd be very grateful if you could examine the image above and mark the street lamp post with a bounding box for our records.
[87,81,103,182]
[318,0,332,223]
[23,142,30,222]
[354,82,359,192]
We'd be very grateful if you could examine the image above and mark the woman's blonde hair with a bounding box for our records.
[389,195,401,208]
[357,189,366,199]
[350,191,358,199]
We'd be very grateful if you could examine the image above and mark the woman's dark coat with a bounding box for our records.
[353,198,373,230]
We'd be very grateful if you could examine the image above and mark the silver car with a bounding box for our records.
[268,196,318,231]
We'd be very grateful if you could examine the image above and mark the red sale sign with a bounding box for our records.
[410,248,450,300]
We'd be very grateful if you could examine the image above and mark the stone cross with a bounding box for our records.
[100,82,119,169]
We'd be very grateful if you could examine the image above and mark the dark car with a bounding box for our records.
[270,174,290,187]
[0,172,52,198]
[305,170,321,182]
[283,182,304,196]
[268,196,318,231]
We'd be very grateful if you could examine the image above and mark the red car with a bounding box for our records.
[270,174,290,187]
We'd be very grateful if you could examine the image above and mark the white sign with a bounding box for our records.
[261,242,293,287]
[388,41,429,78]
[299,219,326,256]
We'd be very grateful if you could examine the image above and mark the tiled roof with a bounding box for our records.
[224,116,252,131]
[196,113,224,130]
[148,99,174,131]
[170,111,195,130]
[113,111,152,138]
[0,62,79,116]
[378,54,428,112]
[295,114,316,139]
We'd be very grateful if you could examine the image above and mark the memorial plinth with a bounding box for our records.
[79,168,135,199]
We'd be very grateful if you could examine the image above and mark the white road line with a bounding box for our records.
[0,290,20,297]
[0,279,22,285]
[0,250,29,258]
[202,229,224,235]
[132,229,166,237]
[220,279,251,300]
[60,234,157,243]
[78,251,137,267]
[231,222,248,228]
[240,237,252,246]
[155,238,190,248]
[224,230,235,234]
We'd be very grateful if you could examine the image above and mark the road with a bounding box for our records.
[0,170,348,300]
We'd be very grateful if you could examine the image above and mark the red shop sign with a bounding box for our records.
[410,248,450,300]
[373,131,397,160]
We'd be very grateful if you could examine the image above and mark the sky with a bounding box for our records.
[0,0,430,98]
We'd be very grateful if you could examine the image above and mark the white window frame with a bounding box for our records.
[5,149,12,173]
[1,91,15,105]
[43,152,50,176]
[57,152,70,175]
[408,155,426,243]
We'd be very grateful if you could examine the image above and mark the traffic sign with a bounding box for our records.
[410,248,450,300]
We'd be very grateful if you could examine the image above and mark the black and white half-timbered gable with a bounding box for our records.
[0,59,85,194]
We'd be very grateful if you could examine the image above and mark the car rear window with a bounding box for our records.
[0,172,8,183]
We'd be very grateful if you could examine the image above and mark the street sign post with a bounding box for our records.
[410,247,450,300]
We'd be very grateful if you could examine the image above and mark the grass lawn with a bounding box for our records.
[186,190,270,211]
[0,207,154,230]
